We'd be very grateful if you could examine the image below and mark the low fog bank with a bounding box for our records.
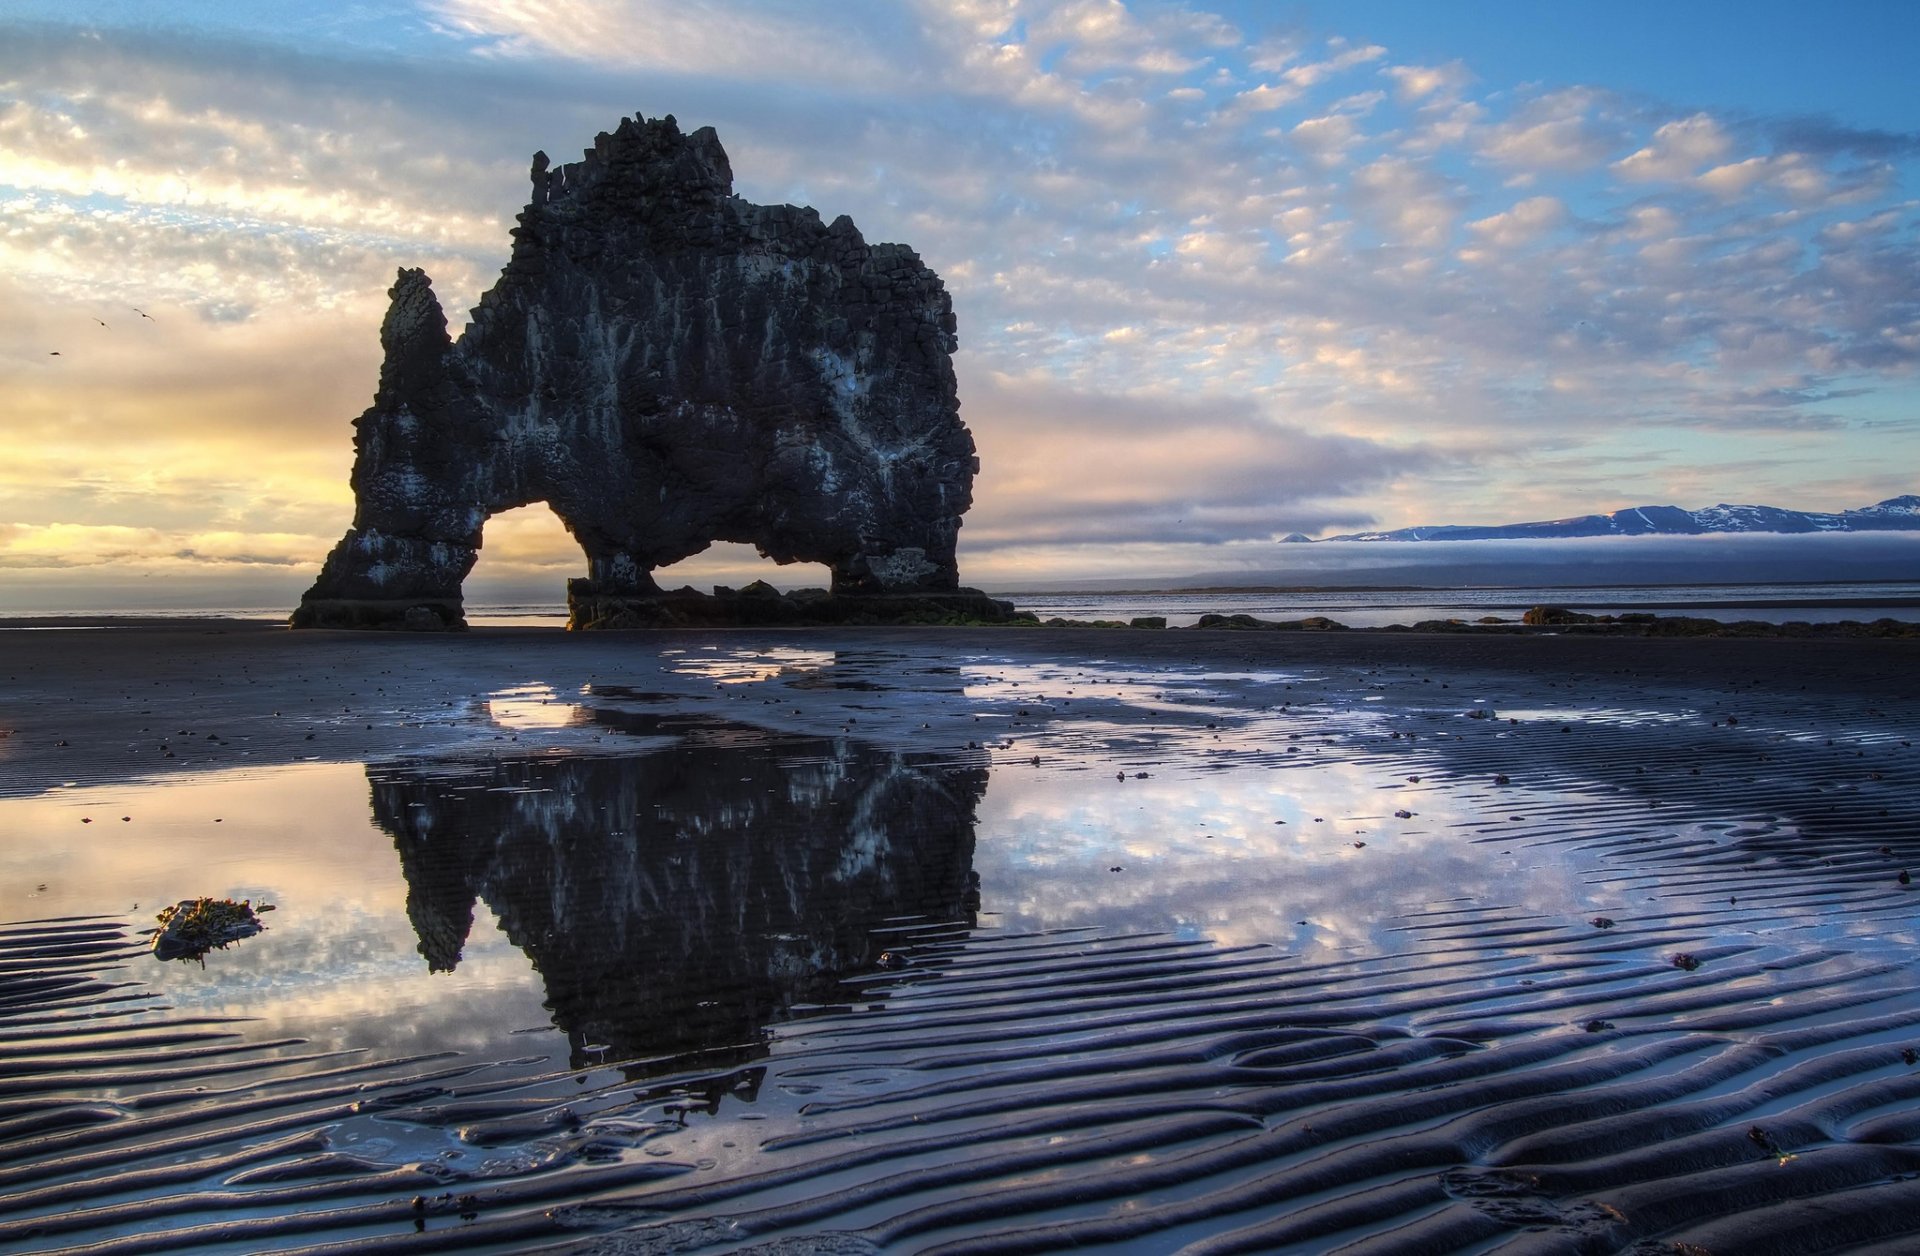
[1009,533,1920,593]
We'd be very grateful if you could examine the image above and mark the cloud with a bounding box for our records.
[1477,87,1627,171]
[426,0,924,89]
[1696,152,1828,201]
[960,373,1433,547]
[1384,60,1470,103]
[1348,156,1461,247]
[1228,39,1384,114]
[0,522,327,570]
[1466,195,1568,248]
[1022,0,1238,77]
[0,26,536,244]
[1289,112,1364,163]
[1767,116,1920,161]
[1613,113,1734,182]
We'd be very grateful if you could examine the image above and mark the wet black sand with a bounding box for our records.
[3,620,1916,789]
[3,622,1920,1253]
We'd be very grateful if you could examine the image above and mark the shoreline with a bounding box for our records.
[4,618,1917,797]
[11,606,1920,633]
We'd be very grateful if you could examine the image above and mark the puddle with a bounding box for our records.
[1,762,558,1060]
[667,647,835,684]
[1493,706,1702,726]
[486,683,588,729]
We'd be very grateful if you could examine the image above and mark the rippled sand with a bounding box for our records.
[2,622,1918,1253]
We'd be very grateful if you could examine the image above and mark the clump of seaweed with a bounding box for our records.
[152,897,271,963]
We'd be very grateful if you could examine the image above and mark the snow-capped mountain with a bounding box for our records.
[1323,496,1920,542]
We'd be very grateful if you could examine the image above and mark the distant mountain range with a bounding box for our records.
[1309,496,1920,543]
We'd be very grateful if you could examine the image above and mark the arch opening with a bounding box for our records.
[652,542,834,595]
[462,503,583,626]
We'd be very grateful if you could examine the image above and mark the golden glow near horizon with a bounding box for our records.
[2,2,1917,609]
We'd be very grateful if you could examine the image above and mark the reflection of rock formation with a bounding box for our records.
[293,115,985,630]
[370,728,984,1070]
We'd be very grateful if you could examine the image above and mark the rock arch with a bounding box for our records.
[293,115,1001,630]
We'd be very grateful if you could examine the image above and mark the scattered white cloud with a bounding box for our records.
[1466,195,1568,248]
[1696,151,1833,202]
[1289,112,1363,163]
[1228,38,1384,114]
[1349,156,1461,246]
[1384,60,1471,103]
[1478,87,1626,171]
[1613,112,1734,182]
[0,4,1916,606]
[426,0,919,89]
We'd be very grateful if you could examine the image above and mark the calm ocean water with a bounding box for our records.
[14,580,1910,629]
[1003,580,1920,628]
[1,581,1915,630]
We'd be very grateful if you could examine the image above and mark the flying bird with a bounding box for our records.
[48,351,61,356]
[133,308,155,322]
[93,318,108,328]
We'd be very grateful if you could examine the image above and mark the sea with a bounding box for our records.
[998,579,1920,629]
[10,579,1917,629]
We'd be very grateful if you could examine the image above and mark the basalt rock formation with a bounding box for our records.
[293,115,1004,630]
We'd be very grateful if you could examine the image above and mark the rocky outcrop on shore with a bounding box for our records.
[1182,606,1920,637]
[1011,607,1920,636]
[568,580,1021,629]
[294,115,985,631]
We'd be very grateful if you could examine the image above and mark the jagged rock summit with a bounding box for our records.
[294,115,1009,629]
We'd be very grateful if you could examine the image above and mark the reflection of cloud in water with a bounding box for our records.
[957,660,1316,718]
[486,683,587,729]
[662,645,836,684]
[1497,706,1702,726]
[0,763,559,1059]
[971,757,1597,959]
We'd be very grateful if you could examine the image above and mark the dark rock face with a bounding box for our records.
[570,579,1019,629]
[293,115,983,630]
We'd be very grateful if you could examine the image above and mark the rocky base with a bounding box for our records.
[566,580,1026,629]
[289,598,467,631]
[1495,609,1920,638]
[1194,613,1348,632]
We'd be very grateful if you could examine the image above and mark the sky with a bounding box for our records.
[2,0,1918,608]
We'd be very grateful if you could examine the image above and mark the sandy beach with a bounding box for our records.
[3,621,1920,1253]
